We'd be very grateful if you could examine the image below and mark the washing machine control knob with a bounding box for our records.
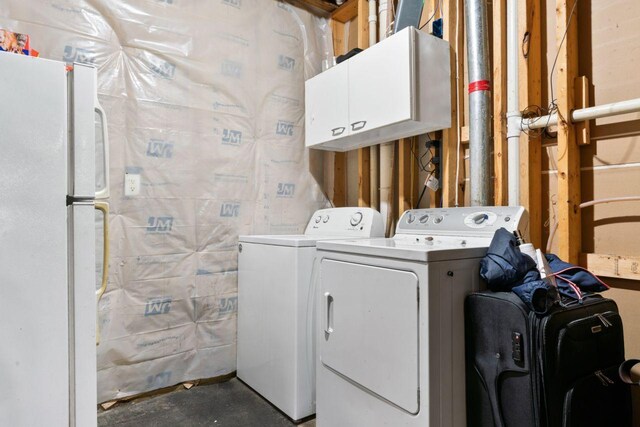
[407,213,416,224]
[323,215,330,223]
[474,213,489,224]
[419,214,429,224]
[350,212,363,226]
[433,215,443,224]
[315,215,322,223]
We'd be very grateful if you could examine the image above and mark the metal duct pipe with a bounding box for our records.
[465,0,493,206]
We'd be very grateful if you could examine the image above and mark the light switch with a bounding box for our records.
[124,173,141,196]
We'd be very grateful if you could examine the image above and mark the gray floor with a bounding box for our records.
[97,378,316,427]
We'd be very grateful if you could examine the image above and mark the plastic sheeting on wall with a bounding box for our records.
[0,0,331,402]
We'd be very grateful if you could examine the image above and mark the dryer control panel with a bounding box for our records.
[304,207,385,237]
[397,206,529,239]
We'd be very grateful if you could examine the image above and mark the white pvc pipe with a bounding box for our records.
[545,196,640,253]
[369,0,379,209]
[521,97,640,131]
[506,0,521,206]
[378,0,393,234]
[368,0,378,47]
[379,0,389,41]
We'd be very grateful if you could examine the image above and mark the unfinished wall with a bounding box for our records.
[539,1,640,421]
[0,0,331,402]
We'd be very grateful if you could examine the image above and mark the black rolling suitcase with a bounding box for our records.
[465,291,632,427]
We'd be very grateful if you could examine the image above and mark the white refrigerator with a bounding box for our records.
[0,53,109,426]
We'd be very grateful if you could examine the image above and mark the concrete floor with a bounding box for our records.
[97,378,316,427]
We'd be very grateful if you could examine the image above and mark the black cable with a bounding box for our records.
[419,0,442,30]
[415,185,427,209]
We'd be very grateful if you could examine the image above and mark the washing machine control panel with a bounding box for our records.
[305,207,385,237]
[397,206,528,238]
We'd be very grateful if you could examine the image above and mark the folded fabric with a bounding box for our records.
[480,228,539,291]
[512,279,559,314]
[545,254,610,299]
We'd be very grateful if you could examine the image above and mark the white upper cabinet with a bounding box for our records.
[347,31,414,136]
[305,61,349,146]
[305,27,451,152]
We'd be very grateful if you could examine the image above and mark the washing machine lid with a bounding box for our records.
[316,235,491,262]
[239,234,355,247]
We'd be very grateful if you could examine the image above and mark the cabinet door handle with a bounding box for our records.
[351,120,367,131]
[331,127,346,136]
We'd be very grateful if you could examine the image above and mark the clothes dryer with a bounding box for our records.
[315,206,528,427]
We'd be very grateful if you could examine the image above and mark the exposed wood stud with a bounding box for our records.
[555,0,581,263]
[519,0,543,248]
[574,76,591,146]
[358,148,371,206]
[492,0,508,206]
[442,0,463,207]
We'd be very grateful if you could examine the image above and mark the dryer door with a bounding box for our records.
[320,259,420,414]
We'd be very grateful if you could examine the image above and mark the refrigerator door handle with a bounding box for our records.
[95,101,110,200]
[94,201,109,345]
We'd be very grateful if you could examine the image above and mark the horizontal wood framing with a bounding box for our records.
[581,253,640,281]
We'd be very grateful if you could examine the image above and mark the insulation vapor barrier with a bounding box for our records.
[0,0,331,402]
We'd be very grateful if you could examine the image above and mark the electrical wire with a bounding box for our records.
[410,135,438,208]
[419,0,442,31]
[520,0,579,136]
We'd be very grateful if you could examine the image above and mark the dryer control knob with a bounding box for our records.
[315,215,322,223]
[474,213,489,224]
[323,215,330,223]
[350,212,363,226]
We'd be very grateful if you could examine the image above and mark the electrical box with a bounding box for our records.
[305,27,451,152]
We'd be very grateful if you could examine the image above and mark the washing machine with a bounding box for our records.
[237,207,384,421]
[315,206,528,427]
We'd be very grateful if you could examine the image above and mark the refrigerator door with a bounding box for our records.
[0,53,70,425]
[68,202,97,427]
[69,63,109,199]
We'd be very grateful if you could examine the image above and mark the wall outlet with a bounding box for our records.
[426,174,439,191]
[124,173,141,196]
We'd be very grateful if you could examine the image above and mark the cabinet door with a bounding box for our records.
[305,63,349,147]
[347,29,415,135]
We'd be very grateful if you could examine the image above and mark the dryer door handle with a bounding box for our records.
[324,292,334,335]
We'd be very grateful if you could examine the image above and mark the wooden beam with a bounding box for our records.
[574,76,591,145]
[492,0,508,206]
[397,137,417,215]
[555,0,581,263]
[441,0,463,207]
[333,152,348,206]
[289,0,337,15]
[356,0,371,207]
[329,18,348,207]
[581,253,640,281]
[519,0,543,248]
[331,0,359,23]
[358,148,371,206]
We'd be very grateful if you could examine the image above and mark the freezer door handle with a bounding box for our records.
[95,201,109,345]
[95,101,110,200]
